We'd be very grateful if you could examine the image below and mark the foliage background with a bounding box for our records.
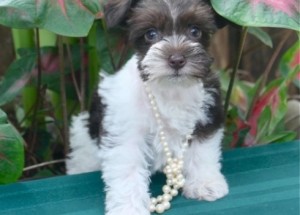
[0,0,299,184]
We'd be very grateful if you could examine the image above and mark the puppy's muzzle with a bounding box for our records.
[168,53,186,70]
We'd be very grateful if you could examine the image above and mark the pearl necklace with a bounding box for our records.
[144,83,192,214]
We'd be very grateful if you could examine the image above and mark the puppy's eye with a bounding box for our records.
[189,26,202,39]
[145,28,159,43]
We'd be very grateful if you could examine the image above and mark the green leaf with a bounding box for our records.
[211,0,299,31]
[279,41,300,88]
[0,109,25,184]
[0,53,37,106]
[248,27,273,48]
[256,106,272,142]
[0,0,103,37]
[260,131,297,145]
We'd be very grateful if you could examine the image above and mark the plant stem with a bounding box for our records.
[66,43,82,108]
[23,159,66,172]
[246,31,293,120]
[79,38,86,111]
[29,28,43,148]
[224,27,248,114]
[58,36,69,153]
[12,29,36,128]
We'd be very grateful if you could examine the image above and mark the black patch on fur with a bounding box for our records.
[88,91,106,143]
[138,63,150,81]
[104,0,140,28]
[193,72,224,139]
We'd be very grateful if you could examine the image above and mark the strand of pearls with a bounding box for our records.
[144,82,192,214]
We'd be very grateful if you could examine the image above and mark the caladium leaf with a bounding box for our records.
[0,0,104,37]
[211,0,299,31]
[0,109,25,184]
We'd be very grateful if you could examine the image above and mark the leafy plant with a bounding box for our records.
[210,0,299,147]
[223,46,299,147]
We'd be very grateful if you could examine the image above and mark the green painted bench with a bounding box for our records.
[1,140,299,215]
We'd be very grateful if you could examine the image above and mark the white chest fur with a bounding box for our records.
[99,56,214,172]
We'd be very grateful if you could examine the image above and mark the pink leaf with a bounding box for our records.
[247,86,280,142]
[290,49,300,69]
[250,0,297,16]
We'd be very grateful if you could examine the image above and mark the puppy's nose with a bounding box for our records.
[168,54,186,69]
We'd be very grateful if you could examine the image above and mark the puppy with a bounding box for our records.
[66,0,229,214]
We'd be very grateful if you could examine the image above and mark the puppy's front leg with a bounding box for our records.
[101,137,151,215]
[183,128,229,201]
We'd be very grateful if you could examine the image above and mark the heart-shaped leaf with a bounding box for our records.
[0,109,25,184]
[211,0,299,31]
[0,0,104,37]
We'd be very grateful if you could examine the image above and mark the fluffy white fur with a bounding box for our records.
[66,54,228,215]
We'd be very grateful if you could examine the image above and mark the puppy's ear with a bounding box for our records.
[104,0,139,28]
[202,0,228,28]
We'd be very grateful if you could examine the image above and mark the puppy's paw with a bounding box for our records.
[183,173,229,201]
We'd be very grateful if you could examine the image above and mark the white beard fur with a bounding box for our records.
[66,55,228,215]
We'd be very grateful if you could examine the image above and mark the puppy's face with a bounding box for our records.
[105,0,218,83]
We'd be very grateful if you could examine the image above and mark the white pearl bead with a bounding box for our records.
[176,174,184,181]
[172,167,179,174]
[167,179,173,185]
[165,168,172,174]
[166,173,173,179]
[177,180,185,188]
[162,201,171,210]
[174,184,180,189]
[165,152,171,158]
[163,185,171,194]
[156,204,165,213]
[151,197,157,204]
[157,195,163,202]
[150,204,156,212]
[171,189,178,196]
[164,147,170,153]
[160,136,166,141]
[171,178,177,185]
[163,193,172,202]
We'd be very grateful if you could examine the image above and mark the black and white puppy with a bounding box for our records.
[67,0,229,214]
